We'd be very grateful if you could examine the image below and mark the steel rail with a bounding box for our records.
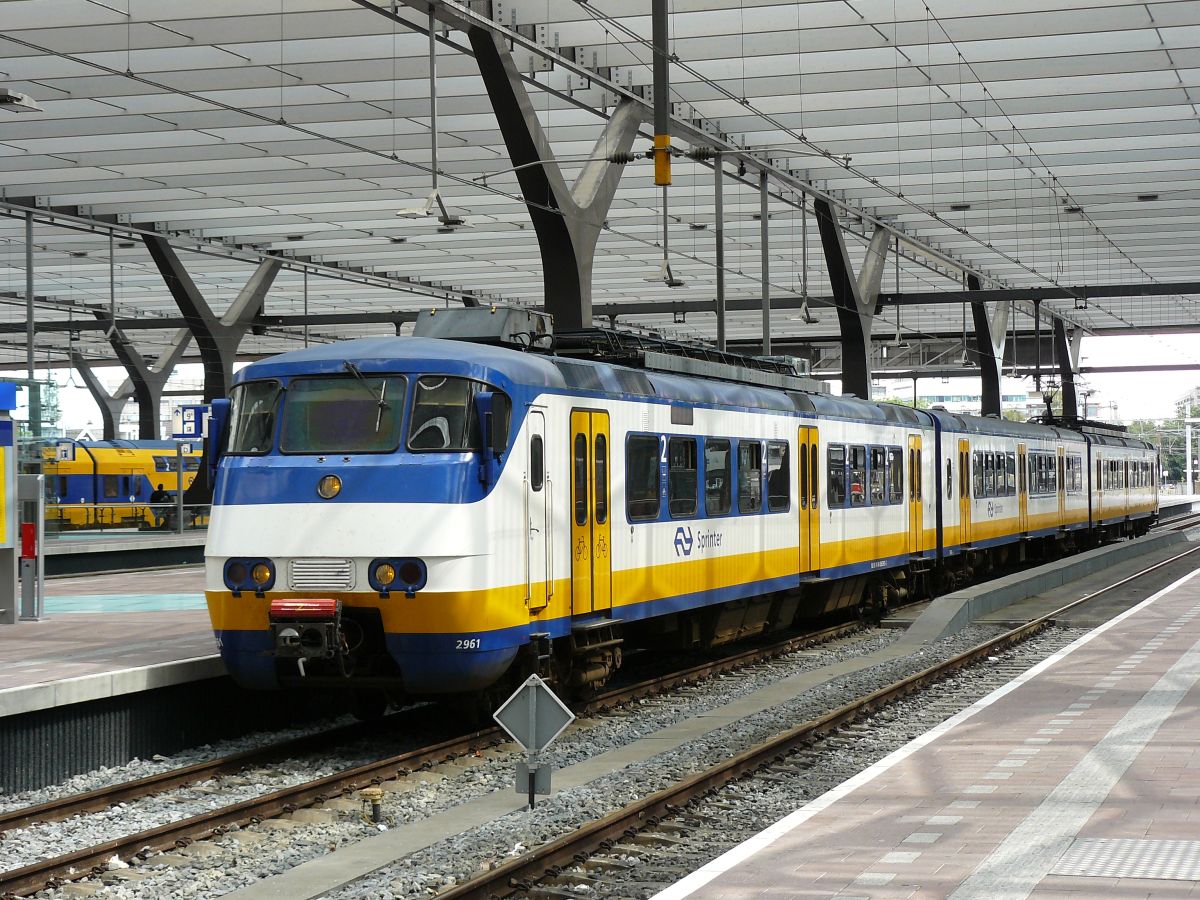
[0,622,860,898]
[436,543,1200,899]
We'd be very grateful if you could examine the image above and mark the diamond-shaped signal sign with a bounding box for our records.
[493,674,575,754]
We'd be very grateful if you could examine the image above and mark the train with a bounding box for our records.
[42,439,202,530]
[203,309,1158,713]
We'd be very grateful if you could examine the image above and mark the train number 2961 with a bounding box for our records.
[455,638,482,650]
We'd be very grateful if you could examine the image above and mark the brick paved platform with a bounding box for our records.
[657,566,1200,899]
[0,565,219,717]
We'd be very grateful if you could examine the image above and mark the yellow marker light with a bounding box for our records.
[251,563,272,585]
[317,474,342,499]
[375,563,397,586]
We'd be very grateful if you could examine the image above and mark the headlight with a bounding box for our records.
[226,561,247,585]
[368,557,426,595]
[399,560,424,587]
[317,474,342,499]
[252,563,272,585]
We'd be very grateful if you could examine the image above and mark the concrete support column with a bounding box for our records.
[967,273,1010,418]
[813,198,886,399]
[142,235,280,402]
[467,27,643,330]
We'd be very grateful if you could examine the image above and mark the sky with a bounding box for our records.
[15,331,1200,435]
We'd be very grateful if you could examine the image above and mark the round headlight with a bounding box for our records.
[251,563,272,586]
[399,561,423,586]
[317,474,342,499]
[226,561,247,585]
[374,563,396,586]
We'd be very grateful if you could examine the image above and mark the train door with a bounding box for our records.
[1057,447,1066,524]
[569,409,612,616]
[797,425,820,572]
[1017,444,1028,533]
[958,438,971,545]
[908,434,923,554]
[526,410,550,612]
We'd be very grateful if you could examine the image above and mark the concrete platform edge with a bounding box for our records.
[906,530,1189,645]
[0,655,224,718]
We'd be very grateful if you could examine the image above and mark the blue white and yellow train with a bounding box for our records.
[203,315,1158,709]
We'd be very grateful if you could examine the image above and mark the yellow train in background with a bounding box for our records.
[42,440,203,530]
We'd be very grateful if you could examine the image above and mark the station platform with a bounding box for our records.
[656,564,1200,899]
[0,565,216,718]
[43,530,206,576]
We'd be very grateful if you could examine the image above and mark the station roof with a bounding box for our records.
[1,0,1199,375]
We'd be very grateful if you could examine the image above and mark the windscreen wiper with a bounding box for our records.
[342,361,390,431]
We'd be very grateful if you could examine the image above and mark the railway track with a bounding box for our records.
[0,621,860,897]
[434,542,1200,900]
[4,527,1193,898]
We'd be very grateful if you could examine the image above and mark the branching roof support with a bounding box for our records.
[467,27,643,330]
[813,197,887,399]
[95,313,192,440]
[70,351,124,441]
[142,235,280,403]
[967,273,1010,418]
[1054,318,1082,425]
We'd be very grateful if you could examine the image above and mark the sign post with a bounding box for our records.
[0,383,16,624]
[493,674,575,809]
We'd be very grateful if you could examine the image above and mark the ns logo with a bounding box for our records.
[674,526,694,557]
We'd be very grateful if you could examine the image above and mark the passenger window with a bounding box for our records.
[945,459,952,499]
[705,439,732,516]
[1007,453,1016,496]
[889,448,904,504]
[530,435,544,492]
[573,433,588,526]
[594,434,608,524]
[668,437,698,518]
[738,441,763,513]
[767,441,789,512]
[626,435,660,521]
[103,475,119,499]
[800,443,809,510]
[827,444,846,507]
[984,452,994,497]
[810,445,819,508]
[869,447,887,505]
[849,445,866,506]
[973,451,984,498]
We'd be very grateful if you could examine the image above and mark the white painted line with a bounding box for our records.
[651,565,1200,900]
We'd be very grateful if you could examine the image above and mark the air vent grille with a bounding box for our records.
[289,558,354,591]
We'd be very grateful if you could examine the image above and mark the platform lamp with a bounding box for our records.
[0,88,42,113]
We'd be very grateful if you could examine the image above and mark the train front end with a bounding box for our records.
[204,338,525,703]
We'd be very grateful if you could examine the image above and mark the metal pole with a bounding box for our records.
[109,229,116,325]
[303,268,309,348]
[175,442,185,535]
[428,4,439,192]
[651,0,671,186]
[1033,298,1042,393]
[1180,424,1190,496]
[26,212,41,437]
[714,152,726,352]
[760,169,771,356]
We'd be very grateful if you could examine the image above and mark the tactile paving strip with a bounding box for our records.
[1052,838,1200,881]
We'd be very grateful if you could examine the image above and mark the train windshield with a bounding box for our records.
[227,380,282,455]
[281,375,407,454]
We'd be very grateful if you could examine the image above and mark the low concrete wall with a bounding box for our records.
[906,530,1190,645]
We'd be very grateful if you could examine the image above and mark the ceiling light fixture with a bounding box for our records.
[0,88,42,113]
